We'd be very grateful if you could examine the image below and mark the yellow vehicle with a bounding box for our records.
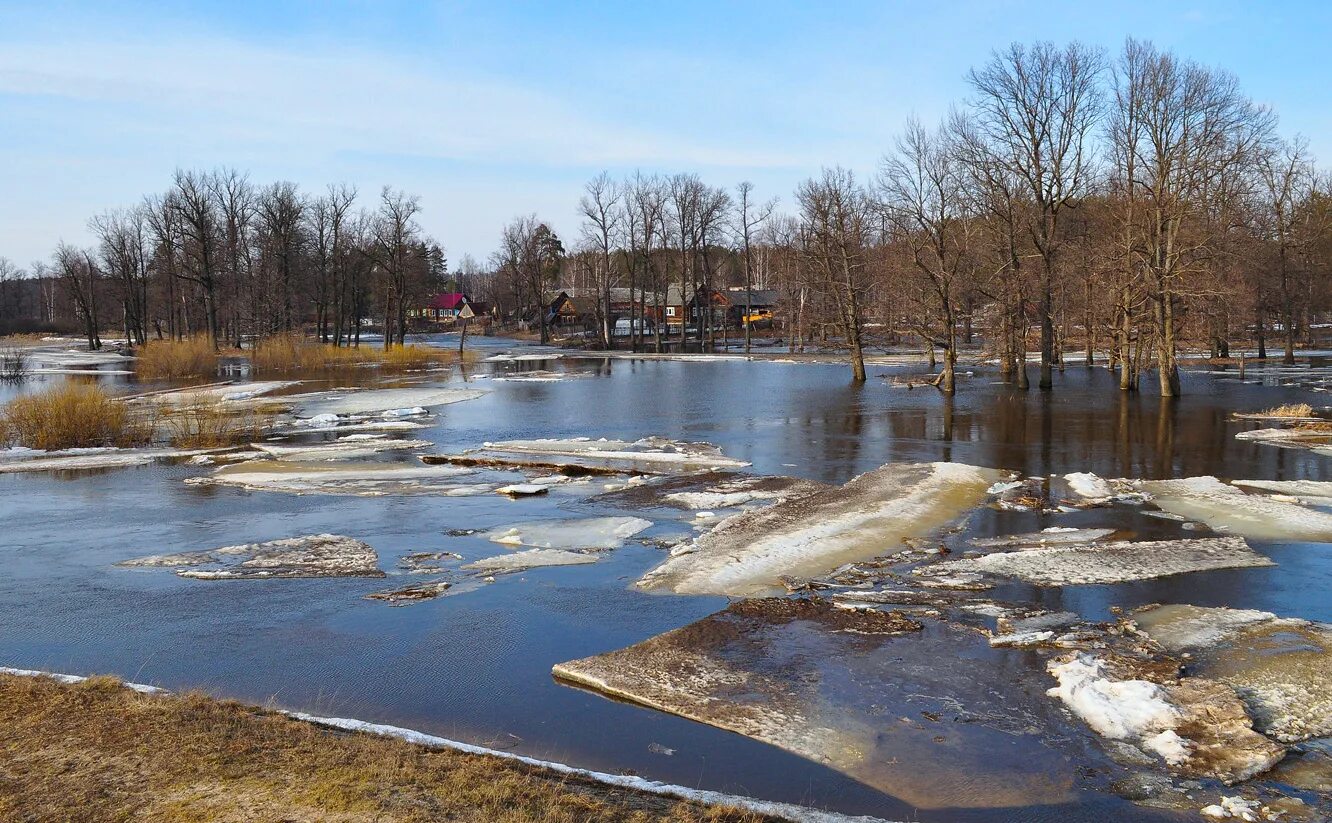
[743,309,774,326]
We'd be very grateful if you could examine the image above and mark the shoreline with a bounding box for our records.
[0,667,894,823]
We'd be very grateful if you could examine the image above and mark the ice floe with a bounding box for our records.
[482,516,652,550]
[926,536,1273,586]
[1134,604,1332,743]
[249,438,432,461]
[0,447,214,474]
[462,436,750,473]
[595,472,826,513]
[554,597,1087,810]
[365,580,453,604]
[462,548,599,574]
[637,462,1009,597]
[119,534,383,579]
[1135,476,1332,541]
[288,387,484,417]
[187,460,478,495]
[969,527,1117,549]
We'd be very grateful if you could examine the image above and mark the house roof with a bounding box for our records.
[725,288,779,306]
[426,292,469,310]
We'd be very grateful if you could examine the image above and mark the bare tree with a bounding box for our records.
[734,181,776,353]
[798,167,871,381]
[968,41,1104,390]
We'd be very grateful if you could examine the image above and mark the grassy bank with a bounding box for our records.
[0,673,770,823]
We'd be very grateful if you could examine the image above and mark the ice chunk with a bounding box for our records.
[1136,476,1332,541]
[119,534,382,579]
[928,537,1272,586]
[469,436,749,473]
[1064,472,1116,502]
[289,387,484,416]
[638,462,1005,597]
[1047,654,1179,740]
[462,548,599,574]
[0,447,214,474]
[188,460,476,495]
[250,439,431,461]
[481,517,652,550]
[554,598,1083,810]
[969,528,1116,548]
[1135,604,1332,743]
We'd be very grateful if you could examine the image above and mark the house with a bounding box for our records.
[722,288,779,325]
[418,292,471,322]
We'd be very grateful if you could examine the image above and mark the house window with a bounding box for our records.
[666,307,676,317]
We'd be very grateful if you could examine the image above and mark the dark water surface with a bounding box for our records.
[2,341,1329,821]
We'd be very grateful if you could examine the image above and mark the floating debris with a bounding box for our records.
[927,537,1273,586]
[119,534,383,579]
[365,580,453,604]
[637,461,1004,597]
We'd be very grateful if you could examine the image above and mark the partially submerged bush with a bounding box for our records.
[135,336,218,380]
[252,334,446,372]
[161,400,273,448]
[1259,403,1314,418]
[1,382,152,450]
[0,347,29,382]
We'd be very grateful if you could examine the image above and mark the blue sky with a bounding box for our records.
[2,0,1329,267]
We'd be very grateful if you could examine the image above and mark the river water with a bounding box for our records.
[1,338,1329,822]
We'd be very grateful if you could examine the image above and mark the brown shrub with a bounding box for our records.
[160,400,273,448]
[252,334,448,372]
[136,336,218,380]
[1,382,152,450]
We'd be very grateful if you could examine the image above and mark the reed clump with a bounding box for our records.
[135,336,219,380]
[160,399,273,448]
[252,334,447,372]
[1259,403,1314,418]
[0,383,151,450]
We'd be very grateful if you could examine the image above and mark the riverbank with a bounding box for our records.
[0,671,777,823]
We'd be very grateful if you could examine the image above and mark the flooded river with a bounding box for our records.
[2,338,1330,822]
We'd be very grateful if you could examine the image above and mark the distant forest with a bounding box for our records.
[3,38,1329,397]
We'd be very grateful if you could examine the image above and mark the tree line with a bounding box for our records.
[0,170,447,350]
[476,39,1330,396]
[4,39,1330,398]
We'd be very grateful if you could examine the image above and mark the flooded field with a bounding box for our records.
[3,338,1332,822]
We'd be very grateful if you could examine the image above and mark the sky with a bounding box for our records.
[2,0,1330,269]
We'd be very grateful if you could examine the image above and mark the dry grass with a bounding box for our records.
[136,337,219,381]
[252,334,449,373]
[0,383,152,450]
[1258,403,1314,418]
[160,400,274,448]
[0,673,771,823]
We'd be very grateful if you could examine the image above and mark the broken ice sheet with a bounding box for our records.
[637,461,1006,597]
[462,548,599,574]
[250,438,433,461]
[0,447,217,474]
[554,598,1087,810]
[593,471,828,513]
[1136,476,1332,542]
[288,387,484,417]
[926,536,1273,586]
[186,460,480,496]
[481,516,652,550]
[969,527,1118,548]
[1134,604,1332,743]
[118,534,383,579]
[465,436,750,473]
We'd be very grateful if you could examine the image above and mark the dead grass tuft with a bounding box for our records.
[159,400,273,448]
[0,383,152,450]
[252,334,449,373]
[0,673,772,823]
[1259,403,1314,418]
[136,337,219,380]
